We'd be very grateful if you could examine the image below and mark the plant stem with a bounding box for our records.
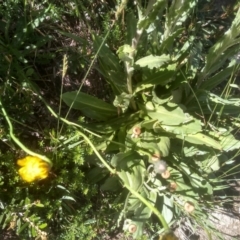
[0,99,52,166]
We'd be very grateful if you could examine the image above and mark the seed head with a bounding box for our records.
[184,201,195,213]
[161,170,171,179]
[153,160,167,174]
[169,182,177,192]
[131,126,141,138]
[128,224,137,233]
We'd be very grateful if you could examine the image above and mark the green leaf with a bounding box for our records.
[134,68,175,93]
[183,146,208,157]
[158,119,202,135]
[174,179,196,198]
[134,188,157,219]
[135,54,170,69]
[218,133,240,152]
[62,196,76,202]
[158,137,170,157]
[31,225,37,237]
[35,203,44,208]
[162,195,173,224]
[111,151,141,168]
[141,119,158,130]
[177,133,222,150]
[208,155,220,172]
[62,91,117,121]
[208,92,240,106]
[118,159,146,191]
[113,92,132,113]
[146,104,190,125]
[101,176,121,191]
[17,222,28,235]
[138,142,160,156]
[39,223,47,229]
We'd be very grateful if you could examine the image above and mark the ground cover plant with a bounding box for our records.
[0,0,240,239]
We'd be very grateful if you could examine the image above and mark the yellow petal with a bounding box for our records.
[17,156,50,182]
[17,156,42,166]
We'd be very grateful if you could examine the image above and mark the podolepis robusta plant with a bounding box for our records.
[1,0,240,239]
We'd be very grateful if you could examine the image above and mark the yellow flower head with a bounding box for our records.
[17,156,50,182]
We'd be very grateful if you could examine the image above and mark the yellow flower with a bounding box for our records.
[17,156,50,182]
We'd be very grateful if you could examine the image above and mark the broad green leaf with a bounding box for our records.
[218,133,240,152]
[101,176,121,192]
[135,54,170,69]
[138,142,161,156]
[183,146,208,157]
[62,91,117,121]
[159,119,202,135]
[187,90,240,115]
[173,40,191,61]
[134,69,175,93]
[134,189,157,219]
[146,104,190,125]
[162,195,173,224]
[158,136,170,157]
[119,161,145,192]
[111,151,141,168]
[208,92,240,106]
[141,119,158,129]
[208,155,220,172]
[128,194,142,212]
[177,133,222,150]
[141,129,158,142]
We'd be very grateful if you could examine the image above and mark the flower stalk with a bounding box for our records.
[0,98,52,167]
